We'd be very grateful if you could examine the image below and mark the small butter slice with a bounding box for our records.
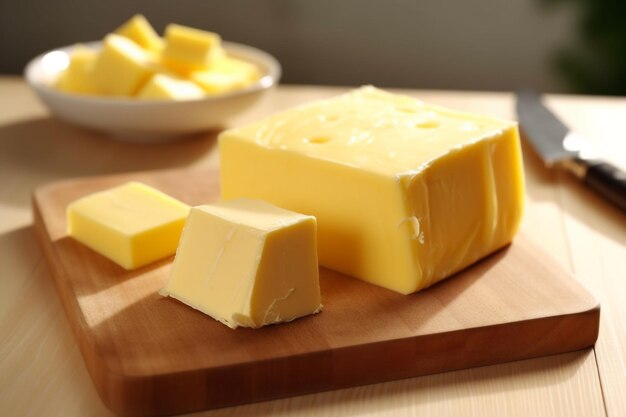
[92,34,154,96]
[115,14,163,52]
[55,45,99,95]
[161,24,222,74]
[161,199,322,329]
[67,182,190,270]
[191,57,260,95]
[137,73,206,100]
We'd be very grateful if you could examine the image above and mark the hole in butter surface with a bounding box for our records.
[321,114,341,122]
[304,136,331,144]
[396,106,418,113]
[415,120,440,129]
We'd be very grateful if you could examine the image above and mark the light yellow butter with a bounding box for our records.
[53,16,258,99]
[67,182,190,270]
[191,56,260,95]
[115,14,163,52]
[91,34,154,96]
[161,199,322,329]
[219,86,525,294]
[55,45,99,95]
[161,24,222,74]
[137,73,206,100]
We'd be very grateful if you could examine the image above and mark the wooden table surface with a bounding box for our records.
[0,76,624,417]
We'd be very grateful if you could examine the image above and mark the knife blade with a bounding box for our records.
[516,90,626,212]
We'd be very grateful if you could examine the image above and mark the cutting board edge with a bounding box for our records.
[33,166,211,197]
[33,201,109,372]
[74,299,601,417]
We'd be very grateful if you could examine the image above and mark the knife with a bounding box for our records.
[516,90,626,212]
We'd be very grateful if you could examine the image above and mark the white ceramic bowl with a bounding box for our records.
[24,41,281,142]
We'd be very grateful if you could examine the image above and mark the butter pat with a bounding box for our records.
[92,34,154,96]
[219,86,525,294]
[67,182,190,270]
[161,199,322,329]
[137,73,206,100]
[55,45,99,95]
[115,14,163,52]
[191,57,260,95]
[161,24,222,73]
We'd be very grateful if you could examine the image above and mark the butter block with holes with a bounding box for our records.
[161,199,322,329]
[219,86,525,294]
[67,182,190,270]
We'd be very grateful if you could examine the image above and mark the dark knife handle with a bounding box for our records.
[579,159,626,212]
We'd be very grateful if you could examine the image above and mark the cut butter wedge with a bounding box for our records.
[219,86,525,295]
[161,199,322,329]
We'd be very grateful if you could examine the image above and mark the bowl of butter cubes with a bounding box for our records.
[25,15,281,142]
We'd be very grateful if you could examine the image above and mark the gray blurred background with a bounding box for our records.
[1,0,623,94]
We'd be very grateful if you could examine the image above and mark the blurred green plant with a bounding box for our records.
[545,0,626,95]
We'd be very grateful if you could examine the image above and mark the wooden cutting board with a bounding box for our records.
[33,167,600,417]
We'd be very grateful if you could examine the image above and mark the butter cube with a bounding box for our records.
[55,45,99,95]
[161,24,222,74]
[161,199,322,329]
[115,14,163,52]
[67,182,190,270]
[92,34,154,96]
[137,73,206,100]
[191,57,260,95]
[219,86,525,294]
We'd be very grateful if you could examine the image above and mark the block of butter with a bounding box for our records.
[67,182,190,270]
[161,199,322,329]
[219,86,525,294]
